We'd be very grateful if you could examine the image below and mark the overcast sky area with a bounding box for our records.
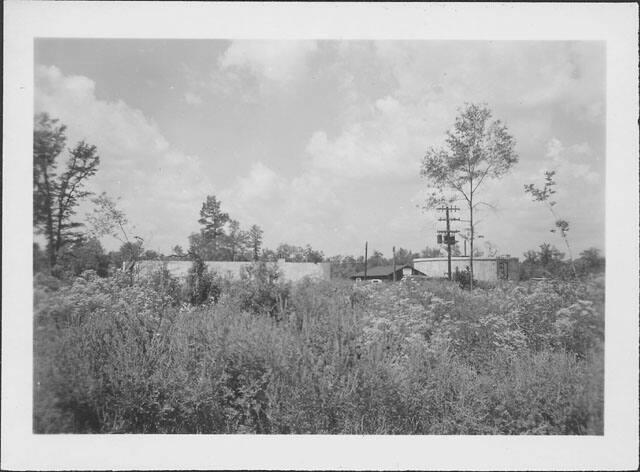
[34,39,605,258]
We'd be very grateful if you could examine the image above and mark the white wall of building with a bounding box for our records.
[136,260,331,282]
[412,257,519,281]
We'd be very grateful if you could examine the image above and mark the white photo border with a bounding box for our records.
[3,2,638,470]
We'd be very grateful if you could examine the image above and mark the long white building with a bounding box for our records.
[412,256,520,282]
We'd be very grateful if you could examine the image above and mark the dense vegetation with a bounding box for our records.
[34,263,604,434]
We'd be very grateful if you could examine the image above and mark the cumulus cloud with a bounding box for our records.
[35,65,210,251]
[373,41,604,118]
[304,41,604,184]
[220,161,345,249]
[544,138,600,184]
[184,91,203,105]
[36,66,170,158]
[219,40,318,84]
[233,162,285,202]
[308,44,602,188]
[206,40,319,102]
[305,95,429,180]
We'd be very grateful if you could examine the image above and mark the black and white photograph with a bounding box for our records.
[3,2,638,470]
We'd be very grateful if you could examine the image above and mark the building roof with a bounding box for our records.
[351,264,418,278]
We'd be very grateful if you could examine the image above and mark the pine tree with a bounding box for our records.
[197,195,229,256]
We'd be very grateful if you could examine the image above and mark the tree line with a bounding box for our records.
[33,110,604,282]
[32,113,328,278]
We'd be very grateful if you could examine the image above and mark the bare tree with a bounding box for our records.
[524,170,577,277]
[87,192,143,272]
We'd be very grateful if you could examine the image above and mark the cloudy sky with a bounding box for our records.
[34,39,605,258]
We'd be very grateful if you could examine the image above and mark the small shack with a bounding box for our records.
[350,264,426,282]
[412,256,519,282]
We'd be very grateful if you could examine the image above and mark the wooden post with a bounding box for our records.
[364,241,368,280]
[392,246,396,281]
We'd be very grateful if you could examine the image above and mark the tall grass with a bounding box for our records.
[34,268,604,434]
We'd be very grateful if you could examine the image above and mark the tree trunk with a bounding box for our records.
[469,186,474,290]
[42,169,56,269]
[54,209,64,268]
[562,235,578,278]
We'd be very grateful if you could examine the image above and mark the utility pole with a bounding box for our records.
[437,205,460,281]
[364,241,368,280]
[392,246,396,282]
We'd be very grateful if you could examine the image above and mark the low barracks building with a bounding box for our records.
[350,264,427,282]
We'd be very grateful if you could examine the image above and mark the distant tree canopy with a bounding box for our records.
[225,219,249,261]
[420,246,442,258]
[33,113,100,271]
[394,248,419,266]
[519,243,566,279]
[188,195,264,262]
[62,237,110,278]
[156,194,465,274]
[519,243,603,280]
[184,197,332,264]
[274,243,324,263]
[577,247,605,273]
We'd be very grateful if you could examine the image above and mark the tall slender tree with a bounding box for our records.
[421,103,517,289]
[33,113,100,269]
[524,170,577,277]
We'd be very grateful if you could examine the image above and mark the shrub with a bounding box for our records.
[453,267,477,289]
[229,262,291,319]
[553,300,603,359]
[183,258,220,306]
[33,269,184,432]
[139,264,182,307]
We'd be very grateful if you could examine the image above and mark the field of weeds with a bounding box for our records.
[33,266,604,434]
